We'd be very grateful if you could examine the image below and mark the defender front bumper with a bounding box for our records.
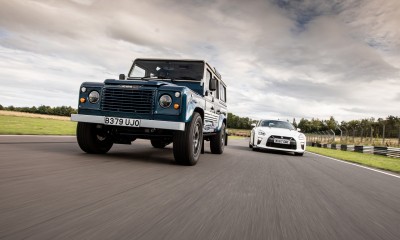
[71,114,185,131]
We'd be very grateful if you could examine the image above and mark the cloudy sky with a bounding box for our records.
[0,0,399,121]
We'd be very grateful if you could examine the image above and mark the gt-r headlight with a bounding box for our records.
[298,134,306,140]
[88,91,100,103]
[159,94,172,108]
[258,130,266,136]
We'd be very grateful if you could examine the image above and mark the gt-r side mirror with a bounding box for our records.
[251,123,256,128]
[297,128,301,132]
[209,78,217,91]
[119,74,125,80]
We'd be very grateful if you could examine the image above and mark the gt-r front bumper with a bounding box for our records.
[253,134,306,153]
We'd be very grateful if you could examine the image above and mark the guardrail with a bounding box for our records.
[307,142,400,158]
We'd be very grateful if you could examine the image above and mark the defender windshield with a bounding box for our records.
[260,120,295,130]
[128,60,204,81]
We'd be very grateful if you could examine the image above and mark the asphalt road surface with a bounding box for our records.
[0,136,399,240]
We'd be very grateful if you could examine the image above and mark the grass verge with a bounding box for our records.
[0,115,76,135]
[307,146,400,173]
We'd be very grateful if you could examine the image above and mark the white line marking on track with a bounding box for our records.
[307,152,400,180]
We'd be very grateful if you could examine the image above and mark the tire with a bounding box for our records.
[76,122,113,154]
[151,139,167,149]
[173,113,203,166]
[210,123,226,154]
[249,143,253,148]
[294,152,304,156]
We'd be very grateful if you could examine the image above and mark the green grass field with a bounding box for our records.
[0,115,76,135]
[307,146,400,173]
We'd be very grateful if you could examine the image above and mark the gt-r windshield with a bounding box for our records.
[128,60,204,81]
[260,120,295,130]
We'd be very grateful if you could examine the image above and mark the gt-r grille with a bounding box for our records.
[266,135,296,150]
[101,88,155,114]
[269,135,294,140]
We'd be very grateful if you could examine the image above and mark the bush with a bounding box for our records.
[0,104,77,117]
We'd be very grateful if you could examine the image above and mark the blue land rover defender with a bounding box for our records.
[71,58,227,165]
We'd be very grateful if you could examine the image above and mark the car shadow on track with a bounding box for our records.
[227,144,298,157]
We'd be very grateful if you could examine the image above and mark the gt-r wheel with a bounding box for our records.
[210,123,226,154]
[173,113,203,166]
[76,122,113,154]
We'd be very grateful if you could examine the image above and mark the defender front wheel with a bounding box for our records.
[76,122,113,154]
[173,113,203,166]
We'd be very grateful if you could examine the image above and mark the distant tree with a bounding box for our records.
[0,104,3,110]
[324,116,336,130]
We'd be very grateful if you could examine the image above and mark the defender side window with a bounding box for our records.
[215,79,219,99]
[220,84,226,102]
[205,69,211,92]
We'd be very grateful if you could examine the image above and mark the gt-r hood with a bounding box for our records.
[258,127,300,138]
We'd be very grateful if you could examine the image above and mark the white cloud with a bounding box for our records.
[0,0,399,122]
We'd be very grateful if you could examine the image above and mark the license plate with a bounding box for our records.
[274,138,290,144]
[104,117,141,127]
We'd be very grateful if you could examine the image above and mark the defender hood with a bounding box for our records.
[104,79,175,87]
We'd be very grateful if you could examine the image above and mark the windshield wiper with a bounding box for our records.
[156,76,176,82]
[128,76,175,82]
[140,76,158,81]
[174,76,196,80]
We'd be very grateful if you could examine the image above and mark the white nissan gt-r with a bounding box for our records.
[249,119,306,156]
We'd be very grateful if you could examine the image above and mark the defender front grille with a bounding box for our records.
[101,88,155,114]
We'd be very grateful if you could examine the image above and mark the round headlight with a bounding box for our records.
[88,91,100,103]
[159,94,172,108]
[81,87,87,92]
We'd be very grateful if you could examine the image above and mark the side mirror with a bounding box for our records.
[119,74,125,80]
[209,78,217,91]
[297,128,301,132]
[251,123,256,128]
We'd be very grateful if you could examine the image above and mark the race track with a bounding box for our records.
[0,136,399,240]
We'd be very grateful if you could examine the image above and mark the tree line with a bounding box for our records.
[296,116,400,138]
[227,113,257,129]
[0,104,77,117]
[227,112,400,138]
